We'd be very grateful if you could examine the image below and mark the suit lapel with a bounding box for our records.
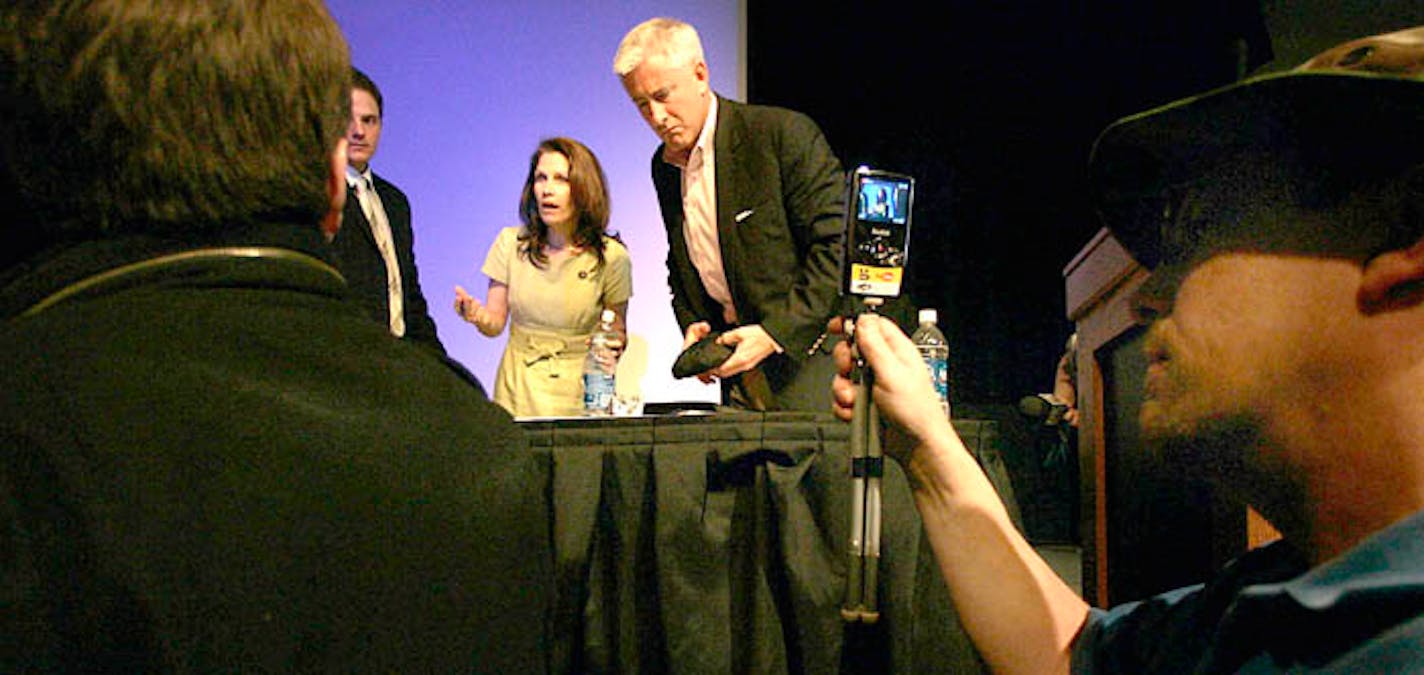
[343,182,378,249]
[713,97,746,314]
[654,154,707,318]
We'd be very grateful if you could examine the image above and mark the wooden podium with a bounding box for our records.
[1063,229,1279,606]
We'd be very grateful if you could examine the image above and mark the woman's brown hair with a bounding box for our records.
[516,137,618,268]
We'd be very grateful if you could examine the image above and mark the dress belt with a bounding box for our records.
[511,325,583,368]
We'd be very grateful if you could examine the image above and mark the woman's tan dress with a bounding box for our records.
[481,226,632,417]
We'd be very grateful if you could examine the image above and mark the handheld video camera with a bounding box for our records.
[840,166,915,299]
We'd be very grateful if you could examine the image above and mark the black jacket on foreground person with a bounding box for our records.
[0,224,551,672]
[1,0,548,670]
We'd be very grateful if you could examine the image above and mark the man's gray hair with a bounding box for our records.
[612,17,705,76]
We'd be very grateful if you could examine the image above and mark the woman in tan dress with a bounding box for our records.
[454,138,632,417]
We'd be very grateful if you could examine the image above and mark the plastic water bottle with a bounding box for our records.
[911,308,950,419]
[582,309,618,415]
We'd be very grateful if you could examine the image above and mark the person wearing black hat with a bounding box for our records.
[831,26,1424,675]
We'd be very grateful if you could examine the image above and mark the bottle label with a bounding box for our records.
[583,372,615,414]
[922,355,949,418]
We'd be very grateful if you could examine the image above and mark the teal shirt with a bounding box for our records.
[1073,509,1424,673]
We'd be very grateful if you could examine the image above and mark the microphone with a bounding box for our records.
[1018,393,1069,427]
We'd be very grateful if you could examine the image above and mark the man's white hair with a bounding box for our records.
[612,17,706,76]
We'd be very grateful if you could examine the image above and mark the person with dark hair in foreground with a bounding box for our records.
[0,1,549,671]
[833,27,1424,674]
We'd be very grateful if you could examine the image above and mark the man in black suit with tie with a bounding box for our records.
[331,68,447,356]
[613,17,846,411]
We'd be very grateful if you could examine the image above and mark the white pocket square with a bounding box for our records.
[734,209,755,223]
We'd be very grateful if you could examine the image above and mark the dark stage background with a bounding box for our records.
[745,1,1424,406]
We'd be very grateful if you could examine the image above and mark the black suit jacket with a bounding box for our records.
[652,97,846,410]
[331,171,446,355]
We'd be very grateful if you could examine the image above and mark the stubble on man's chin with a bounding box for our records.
[1142,408,1262,483]
[1146,412,1306,542]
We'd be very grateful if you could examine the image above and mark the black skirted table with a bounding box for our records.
[519,411,997,674]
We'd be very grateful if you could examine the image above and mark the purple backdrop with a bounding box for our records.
[327,1,743,406]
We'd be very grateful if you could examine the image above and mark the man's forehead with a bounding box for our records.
[351,88,379,114]
[623,72,667,96]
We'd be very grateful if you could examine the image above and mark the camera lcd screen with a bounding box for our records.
[856,176,911,225]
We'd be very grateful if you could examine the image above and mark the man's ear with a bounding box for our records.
[693,59,710,91]
[1359,238,1424,315]
[319,138,348,241]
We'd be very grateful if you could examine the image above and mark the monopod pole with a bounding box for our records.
[841,300,884,623]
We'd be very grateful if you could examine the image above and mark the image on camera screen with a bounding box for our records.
[856,176,911,225]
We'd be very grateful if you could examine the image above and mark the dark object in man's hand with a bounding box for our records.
[672,332,733,378]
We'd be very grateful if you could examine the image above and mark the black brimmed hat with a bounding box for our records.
[1090,30,1424,269]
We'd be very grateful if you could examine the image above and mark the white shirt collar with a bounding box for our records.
[345,165,373,188]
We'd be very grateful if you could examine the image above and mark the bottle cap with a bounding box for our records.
[918,308,937,325]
